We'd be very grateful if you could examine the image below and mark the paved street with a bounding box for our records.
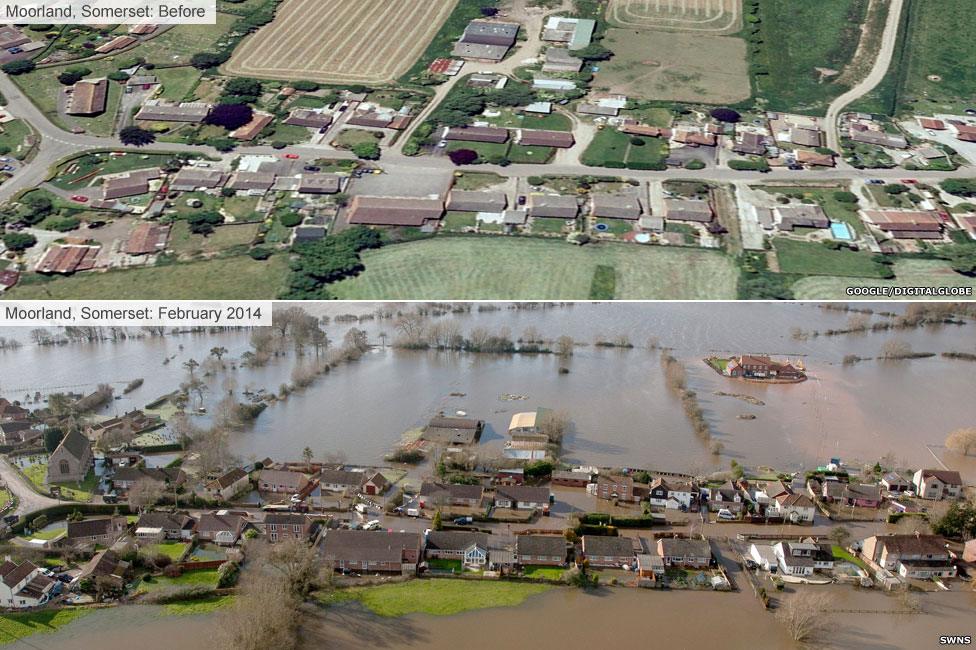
[0,457,59,516]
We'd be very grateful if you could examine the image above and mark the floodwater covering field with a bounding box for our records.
[0,302,974,479]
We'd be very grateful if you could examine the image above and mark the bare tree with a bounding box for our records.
[556,335,574,357]
[217,570,300,650]
[248,537,321,598]
[828,525,851,548]
[881,339,913,360]
[538,410,569,443]
[776,591,831,642]
[128,479,164,511]
[946,428,976,457]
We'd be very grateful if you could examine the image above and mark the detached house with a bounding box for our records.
[773,541,833,576]
[136,511,196,541]
[581,535,635,568]
[195,511,248,545]
[592,474,635,502]
[705,480,747,514]
[258,469,310,494]
[0,560,57,608]
[318,469,365,493]
[419,482,485,509]
[67,516,128,546]
[649,477,698,510]
[881,472,911,494]
[862,534,956,579]
[771,493,816,524]
[321,529,423,574]
[913,469,963,500]
[260,512,315,543]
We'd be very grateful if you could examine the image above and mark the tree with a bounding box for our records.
[43,428,66,453]
[833,191,859,203]
[351,141,381,160]
[944,245,976,275]
[448,148,478,165]
[556,335,574,357]
[57,67,90,85]
[217,570,300,650]
[190,52,224,69]
[776,591,831,642]
[931,500,976,539]
[2,60,35,75]
[880,339,912,360]
[883,183,909,194]
[2,232,36,252]
[210,346,228,362]
[128,479,164,511]
[223,77,262,97]
[302,446,313,471]
[710,107,741,123]
[187,211,224,235]
[206,104,253,130]
[828,525,851,548]
[432,510,443,531]
[939,178,976,197]
[119,126,155,146]
[946,428,976,456]
[572,43,613,61]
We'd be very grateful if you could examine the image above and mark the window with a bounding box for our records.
[59,459,70,475]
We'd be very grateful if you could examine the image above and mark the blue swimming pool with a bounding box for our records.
[830,222,853,240]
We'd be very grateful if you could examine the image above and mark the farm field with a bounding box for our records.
[751,0,871,113]
[792,258,976,299]
[135,15,238,66]
[224,0,458,84]
[607,0,742,34]
[597,28,749,104]
[329,237,738,299]
[4,255,290,300]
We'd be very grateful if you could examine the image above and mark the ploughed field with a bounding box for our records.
[224,0,458,84]
[606,0,742,34]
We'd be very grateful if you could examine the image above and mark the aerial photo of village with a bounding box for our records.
[0,301,971,649]
[0,0,973,299]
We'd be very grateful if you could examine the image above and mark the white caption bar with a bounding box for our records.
[1,0,217,24]
[0,301,272,327]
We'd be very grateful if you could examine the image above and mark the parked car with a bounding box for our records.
[284,153,300,159]
[867,179,885,185]
[363,520,381,531]
[70,195,88,203]
[318,127,328,134]
[303,165,321,172]
[354,503,368,515]
[900,178,918,184]
[453,516,472,525]
[517,195,526,205]
[717,509,736,521]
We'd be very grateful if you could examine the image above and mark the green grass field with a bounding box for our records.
[135,568,220,594]
[4,255,290,300]
[144,542,189,562]
[163,595,236,616]
[135,15,238,66]
[13,61,122,136]
[792,258,976,298]
[0,120,34,160]
[0,609,93,645]
[773,238,888,277]
[154,66,203,102]
[319,580,552,617]
[521,566,566,580]
[832,545,869,571]
[751,0,870,113]
[856,0,976,115]
[168,222,259,258]
[329,237,738,299]
[581,129,668,168]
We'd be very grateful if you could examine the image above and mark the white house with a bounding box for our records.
[749,544,778,572]
[205,467,250,501]
[0,560,57,608]
[912,469,963,500]
[770,493,816,524]
[773,542,815,576]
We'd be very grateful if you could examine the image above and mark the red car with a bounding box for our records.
[900,179,917,184]
[70,195,89,203]
[284,153,300,159]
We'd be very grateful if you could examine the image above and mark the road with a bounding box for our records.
[825,0,906,152]
[0,457,59,517]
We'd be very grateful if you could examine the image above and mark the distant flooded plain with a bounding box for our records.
[1,303,974,477]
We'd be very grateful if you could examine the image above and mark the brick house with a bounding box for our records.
[581,535,635,568]
[195,511,248,545]
[135,511,196,540]
[258,469,310,494]
[593,474,635,502]
[320,530,422,574]
[657,538,711,568]
[862,534,956,579]
[205,468,250,501]
[515,535,567,566]
[260,512,314,543]
[424,530,489,568]
[419,482,485,508]
[493,485,551,511]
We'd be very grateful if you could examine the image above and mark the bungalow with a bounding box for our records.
[230,111,273,141]
[444,125,509,143]
[298,173,342,195]
[862,534,956,579]
[542,47,583,73]
[581,535,635,568]
[749,544,779,572]
[493,485,550,511]
[775,204,829,231]
[591,193,642,219]
[637,553,665,578]
[170,168,226,192]
[66,78,108,115]
[195,511,248,546]
[136,511,195,540]
[842,483,884,508]
[446,190,508,214]
[321,529,423,574]
[205,467,250,501]
[258,469,310,494]
[913,469,963,500]
[101,168,161,200]
[421,416,484,445]
[515,535,566,566]
[124,223,170,256]
[552,469,591,488]
[226,171,277,194]
[260,512,314,543]
[67,516,128,546]
[860,209,943,239]
[136,100,211,123]
[318,469,365,493]
[425,530,489,567]
[284,108,334,130]
[527,194,578,219]
[664,198,712,223]
[419,481,484,508]
[657,538,711,568]
[705,480,747,514]
[795,149,835,167]
[518,129,575,148]
[346,196,444,227]
[789,126,823,147]
[577,103,619,117]
[732,132,767,156]
[75,549,129,589]
[0,560,57,609]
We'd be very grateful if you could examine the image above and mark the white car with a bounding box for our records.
[716,509,736,521]
[363,520,381,531]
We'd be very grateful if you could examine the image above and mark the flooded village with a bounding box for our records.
[0,302,974,649]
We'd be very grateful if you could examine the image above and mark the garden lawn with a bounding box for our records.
[135,568,220,594]
[0,120,33,160]
[0,608,93,644]
[145,542,189,562]
[773,238,888,278]
[507,144,555,164]
[521,565,566,580]
[51,469,98,501]
[329,237,738,299]
[21,462,47,492]
[18,527,66,542]
[832,545,869,571]
[426,558,463,571]
[320,580,552,617]
[443,212,477,231]
[163,595,236,616]
[581,129,667,168]
[792,258,976,299]
[4,255,290,300]
[52,153,176,190]
[759,186,867,236]
[154,66,203,102]
[168,222,259,257]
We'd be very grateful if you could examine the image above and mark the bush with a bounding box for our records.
[279,212,302,227]
[448,148,478,165]
[217,561,240,588]
[351,141,380,160]
[2,60,35,75]
[2,232,37,252]
[248,246,272,260]
[684,159,705,170]
[190,52,225,70]
[162,564,183,578]
[187,211,224,235]
[833,191,859,203]
[527,176,545,186]
[710,107,741,123]
[119,126,156,146]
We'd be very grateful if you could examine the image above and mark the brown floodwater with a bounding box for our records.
[1,303,974,477]
[26,584,976,650]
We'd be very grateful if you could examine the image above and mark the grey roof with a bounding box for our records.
[298,173,341,194]
[113,466,185,484]
[321,529,421,563]
[195,511,246,535]
[658,537,711,559]
[516,534,566,558]
[582,535,635,557]
[57,430,91,461]
[171,168,226,190]
[137,511,195,531]
[462,20,520,46]
[425,530,488,552]
[665,198,712,222]
[67,516,125,540]
[495,485,550,504]
[452,42,510,61]
[447,190,508,213]
[528,194,578,218]
[209,467,248,489]
[420,481,484,501]
[592,193,643,219]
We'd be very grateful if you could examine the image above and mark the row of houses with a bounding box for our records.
[320,528,711,575]
[444,125,576,148]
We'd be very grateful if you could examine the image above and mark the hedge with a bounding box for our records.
[8,503,134,535]
[579,513,656,528]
